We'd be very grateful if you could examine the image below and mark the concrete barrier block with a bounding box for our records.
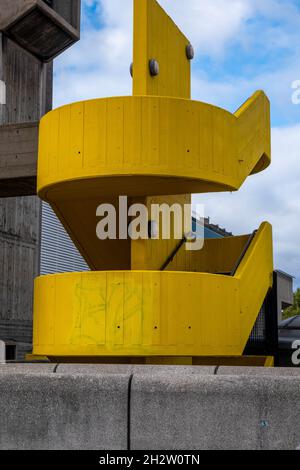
[131,374,300,450]
[0,373,130,450]
[0,364,57,374]
[0,342,5,364]
[56,364,216,376]
[218,367,300,376]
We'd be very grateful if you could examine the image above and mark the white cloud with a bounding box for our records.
[159,0,253,56]
[54,0,300,117]
[53,0,133,106]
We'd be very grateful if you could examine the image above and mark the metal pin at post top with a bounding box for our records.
[186,43,195,60]
[149,59,159,76]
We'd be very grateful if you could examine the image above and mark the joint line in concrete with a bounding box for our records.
[127,374,134,451]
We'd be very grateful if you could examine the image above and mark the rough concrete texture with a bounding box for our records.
[0,365,300,450]
[131,374,300,450]
[56,364,216,376]
[0,364,56,374]
[218,366,300,376]
[0,373,130,450]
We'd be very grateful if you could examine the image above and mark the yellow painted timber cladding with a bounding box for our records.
[33,223,273,358]
[165,234,251,274]
[133,0,191,98]
[33,0,274,362]
[38,92,270,200]
[37,92,270,272]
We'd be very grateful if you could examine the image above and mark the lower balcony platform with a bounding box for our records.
[33,223,273,359]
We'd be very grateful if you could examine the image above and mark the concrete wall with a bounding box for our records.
[0,1,80,360]
[0,32,53,358]
[52,0,81,30]
[0,365,299,450]
[0,196,40,358]
[277,271,294,322]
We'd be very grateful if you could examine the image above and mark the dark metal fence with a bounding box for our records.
[244,272,279,365]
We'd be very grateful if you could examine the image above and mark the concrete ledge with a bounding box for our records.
[56,364,217,376]
[1,365,300,450]
[218,366,300,376]
[0,373,130,450]
[131,374,300,450]
[0,364,57,374]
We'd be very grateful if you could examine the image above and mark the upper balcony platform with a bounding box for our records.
[38,91,270,202]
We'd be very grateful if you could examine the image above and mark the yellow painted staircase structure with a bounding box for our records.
[33,0,274,363]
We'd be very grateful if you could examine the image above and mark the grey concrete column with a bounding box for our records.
[0,341,5,364]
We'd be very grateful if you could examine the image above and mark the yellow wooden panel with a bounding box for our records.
[44,108,59,178]
[213,107,224,174]
[124,97,142,166]
[235,91,271,180]
[57,105,71,175]
[54,272,82,346]
[83,99,107,169]
[106,272,125,347]
[166,234,250,274]
[133,0,191,98]
[107,98,124,167]
[198,104,213,170]
[80,272,107,345]
[48,195,132,271]
[33,276,55,347]
[140,97,160,166]
[236,222,274,347]
[123,272,144,346]
[69,102,84,172]
[131,194,191,271]
[142,271,161,346]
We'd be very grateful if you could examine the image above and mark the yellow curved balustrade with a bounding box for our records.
[33,223,273,359]
[38,91,270,201]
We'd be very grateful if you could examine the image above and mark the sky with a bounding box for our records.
[54,0,300,287]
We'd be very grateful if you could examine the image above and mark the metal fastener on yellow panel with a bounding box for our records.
[32,223,273,359]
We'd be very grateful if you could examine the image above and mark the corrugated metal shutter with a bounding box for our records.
[40,203,89,275]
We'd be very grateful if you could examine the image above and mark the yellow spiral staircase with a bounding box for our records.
[32,0,274,365]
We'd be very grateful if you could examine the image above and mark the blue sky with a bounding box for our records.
[53,0,300,287]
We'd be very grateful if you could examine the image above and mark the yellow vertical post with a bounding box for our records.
[131,0,193,270]
[133,0,191,98]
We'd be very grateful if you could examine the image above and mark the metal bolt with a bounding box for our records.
[186,43,195,60]
[149,59,159,77]
[130,62,133,78]
[260,420,269,428]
